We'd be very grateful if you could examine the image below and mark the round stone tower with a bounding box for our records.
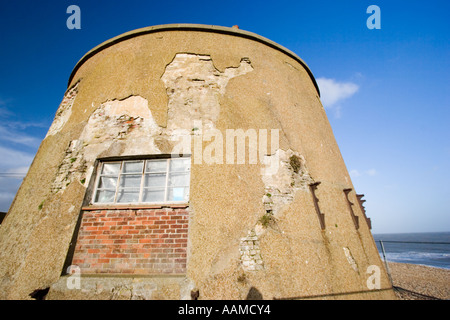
[0,24,395,299]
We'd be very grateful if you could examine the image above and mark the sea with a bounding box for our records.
[372,232,450,270]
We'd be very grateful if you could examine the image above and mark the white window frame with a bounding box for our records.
[92,156,190,205]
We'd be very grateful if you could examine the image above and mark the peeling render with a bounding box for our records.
[161,53,253,132]
[46,82,79,138]
[51,140,86,193]
[262,149,314,217]
[51,54,254,194]
[239,149,314,271]
[51,96,162,193]
[79,95,162,157]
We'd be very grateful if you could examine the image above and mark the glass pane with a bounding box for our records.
[123,161,144,173]
[116,189,140,203]
[101,162,121,175]
[170,158,190,172]
[144,173,167,187]
[169,172,189,187]
[168,187,188,202]
[119,174,142,188]
[146,160,167,173]
[99,176,117,189]
[95,190,116,203]
[142,189,165,202]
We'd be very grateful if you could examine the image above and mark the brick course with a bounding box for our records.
[72,207,189,274]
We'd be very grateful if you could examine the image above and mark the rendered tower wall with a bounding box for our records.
[0,25,395,300]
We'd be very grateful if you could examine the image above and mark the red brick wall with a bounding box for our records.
[72,207,188,274]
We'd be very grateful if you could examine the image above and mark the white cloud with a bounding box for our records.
[7,166,29,174]
[0,145,34,170]
[0,99,48,148]
[350,169,361,178]
[0,125,42,148]
[0,178,23,212]
[317,77,359,108]
[0,147,32,212]
[350,168,377,179]
[0,97,43,211]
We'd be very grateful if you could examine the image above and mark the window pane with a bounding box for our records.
[123,161,144,173]
[146,160,167,173]
[99,176,118,189]
[95,158,190,204]
[116,189,140,203]
[101,162,121,175]
[119,174,142,188]
[95,190,116,203]
[168,187,188,202]
[142,189,165,202]
[170,158,190,172]
[169,172,189,187]
[144,173,166,187]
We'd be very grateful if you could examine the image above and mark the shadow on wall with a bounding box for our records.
[246,287,263,300]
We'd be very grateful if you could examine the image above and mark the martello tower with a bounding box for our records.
[0,24,395,299]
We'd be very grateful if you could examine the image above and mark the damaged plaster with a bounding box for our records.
[51,140,86,193]
[261,149,314,217]
[79,95,162,157]
[161,53,253,132]
[239,149,314,271]
[46,82,79,138]
[51,54,254,194]
[51,95,162,193]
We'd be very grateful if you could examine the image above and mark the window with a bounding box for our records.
[93,157,190,204]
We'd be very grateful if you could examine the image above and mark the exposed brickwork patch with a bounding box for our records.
[72,208,188,274]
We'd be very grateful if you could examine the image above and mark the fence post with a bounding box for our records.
[379,240,393,286]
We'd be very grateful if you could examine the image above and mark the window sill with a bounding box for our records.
[82,203,189,211]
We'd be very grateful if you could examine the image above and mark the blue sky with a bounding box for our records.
[0,0,448,234]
